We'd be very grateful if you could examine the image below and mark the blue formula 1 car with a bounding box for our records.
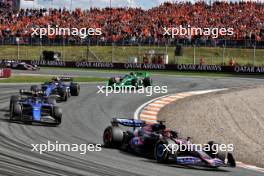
[31,76,80,102]
[9,90,62,125]
[103,118,236,168]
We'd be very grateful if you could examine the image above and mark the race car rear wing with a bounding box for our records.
[19,89,45,97]
[134,72,150,78]
[111,118,144,128]
[59,76,73,82]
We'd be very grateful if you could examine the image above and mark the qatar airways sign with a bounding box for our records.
[17,59,264,74]
[234,66,264,73]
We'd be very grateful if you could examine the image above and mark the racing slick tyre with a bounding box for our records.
[206,141,236,167]
[103,126,124,148]
[9,95,20,111]
[131,79,139,89]
[108,78,115,87]
[227,153,236,167]
[10,103,22,121]
[59,88,68,101]
[154,139,171,163]
[205,141,218,157]
[30,85,39,92]
[217,151,236,167]
[53,106,62,125]
[70,83,80,96]
[143,77,152,87]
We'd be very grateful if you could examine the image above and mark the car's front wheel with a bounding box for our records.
[131,79,139,89]
[9,95,20,111]
[108,78,115,87]
[53,106,62,125]
[10,103,22,121]
[205,141,236,167]
[59,88,68,101]
[143,77,152,87]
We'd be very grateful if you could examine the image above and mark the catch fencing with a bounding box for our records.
[0,39,264,66]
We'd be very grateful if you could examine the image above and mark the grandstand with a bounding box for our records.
[0,1,264,66]
[0,1,264,43]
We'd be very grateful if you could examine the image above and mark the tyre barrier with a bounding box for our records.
[0,68,12,78]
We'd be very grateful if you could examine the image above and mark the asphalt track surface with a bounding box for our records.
[1,69,264,176]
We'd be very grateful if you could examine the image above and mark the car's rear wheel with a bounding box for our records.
[154,139,170,163]
[70,83,80,96]
[103,126,124,148]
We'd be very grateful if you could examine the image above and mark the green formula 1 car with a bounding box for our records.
[106,72,152,88]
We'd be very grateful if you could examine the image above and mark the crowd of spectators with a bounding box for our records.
[1,1,264,44]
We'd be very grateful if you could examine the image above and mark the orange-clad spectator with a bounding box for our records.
[157,56,164,64]
[143,56,149,64]
[229,58,236,66]
[143,28,149,37]
[200,57,205,65]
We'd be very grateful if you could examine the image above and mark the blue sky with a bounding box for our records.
[20,0,264,10]
[20,0,190,9]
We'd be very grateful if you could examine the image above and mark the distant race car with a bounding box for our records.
[31,76,80,101]
[9,89,62,125]
[106,72,152,89]
[3,60,38,71]
[103,118,236,168]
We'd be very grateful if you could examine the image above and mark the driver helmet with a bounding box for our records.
[52,76,60,82]
[164,129,178,138]
[152,123,166,132]
[32,90,39,99]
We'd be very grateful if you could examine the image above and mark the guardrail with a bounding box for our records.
[21,60,264,74]
[1,59,264,74]
[1,37,264,49]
